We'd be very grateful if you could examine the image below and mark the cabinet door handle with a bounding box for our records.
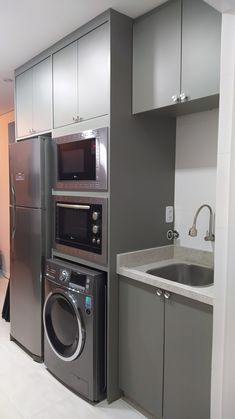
[164,291,171,300]
[72,116,83,123]
[180,92,188,102]
[156,289,163,297]
[172,95,179,103]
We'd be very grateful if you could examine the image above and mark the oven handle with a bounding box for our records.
[56,203,91,210]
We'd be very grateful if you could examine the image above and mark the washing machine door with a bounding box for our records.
[43,289,85,362]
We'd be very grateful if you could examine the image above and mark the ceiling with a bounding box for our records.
[0,0,231,117]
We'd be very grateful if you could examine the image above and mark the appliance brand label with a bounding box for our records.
[15,172,25,181]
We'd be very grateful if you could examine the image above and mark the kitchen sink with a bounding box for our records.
[147,263,213,287]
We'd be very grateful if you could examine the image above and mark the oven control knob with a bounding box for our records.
[60,269,69,282]
[92,212,99,221]
[92,237,96,244]
[96,238,101,245]
[92,225,99,235]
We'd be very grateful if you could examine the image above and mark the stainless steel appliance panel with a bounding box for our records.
[9,139,44,208]
[53,127,108,191]
[10,206,44,358]
[53,196,108,266]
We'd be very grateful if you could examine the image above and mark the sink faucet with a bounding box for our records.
[189,204,215,242]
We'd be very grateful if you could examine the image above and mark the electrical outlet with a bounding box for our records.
[165,206,174,223]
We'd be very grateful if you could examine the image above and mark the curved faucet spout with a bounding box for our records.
[189,204,215,242]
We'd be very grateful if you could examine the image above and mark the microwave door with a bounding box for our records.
[58,139,96,182]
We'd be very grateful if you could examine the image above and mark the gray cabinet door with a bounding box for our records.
[163,294,213,419]
[133,0,181,113]
[78,23,110,121]
[181,0,221,101]
[15,69,33,138]
[33,57,52,133]
[119,277,164,418]
[53,41,78,128]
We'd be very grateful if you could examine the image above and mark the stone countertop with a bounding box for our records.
[117,245,214,306]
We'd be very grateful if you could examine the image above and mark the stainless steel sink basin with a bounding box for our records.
[147,263,213,287]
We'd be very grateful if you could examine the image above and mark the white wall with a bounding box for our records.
[174,109,219,252]
[211,12,235,419]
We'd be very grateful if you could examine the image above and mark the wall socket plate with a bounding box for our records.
[165,206,174,223]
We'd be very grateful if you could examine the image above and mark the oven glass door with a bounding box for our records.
[56,203,91,250]
[58,138,96,181]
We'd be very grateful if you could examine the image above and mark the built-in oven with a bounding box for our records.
[53,127,108,191]
[53,196,107,266]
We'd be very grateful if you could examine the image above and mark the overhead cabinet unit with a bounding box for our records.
[53,22,110,129]
[133,0,221,114]
[15,57,52,139]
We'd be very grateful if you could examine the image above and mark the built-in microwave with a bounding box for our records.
[53,196,108,266]
[53,127,108,191]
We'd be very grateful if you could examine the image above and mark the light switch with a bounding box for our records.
[165,206,174,223]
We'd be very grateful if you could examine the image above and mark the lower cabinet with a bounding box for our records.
[119,276,213,419]
[119,277,164,418]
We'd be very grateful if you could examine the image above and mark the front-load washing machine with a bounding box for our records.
[43,258,106,402]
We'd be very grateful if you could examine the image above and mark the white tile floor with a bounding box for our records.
[0,276,146,419]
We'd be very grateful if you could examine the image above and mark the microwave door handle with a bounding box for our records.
[56,203,91,210]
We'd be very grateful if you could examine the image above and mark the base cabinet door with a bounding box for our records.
[163,293,213,419]
[119,277,164,418]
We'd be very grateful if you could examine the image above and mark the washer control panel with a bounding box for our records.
[59,269,69,282]
[45,259,104,295]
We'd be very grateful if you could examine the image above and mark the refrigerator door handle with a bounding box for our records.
[11,182,16,241]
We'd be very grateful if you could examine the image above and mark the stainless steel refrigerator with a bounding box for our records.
[9,137,51,361]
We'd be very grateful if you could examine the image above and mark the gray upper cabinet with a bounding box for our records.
[78,23,110,121]
[33,58,52,134]
[133,0,181,113]
[133,0,221,114]
[15,57,52,139]
[181,0,221,102]
[16,69,33,138]
[53,41,78,129]
[53,22,110,129]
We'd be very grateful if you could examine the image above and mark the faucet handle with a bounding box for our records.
[167,230,179,240]
[204,233,215,242]
[189,225,197,237]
